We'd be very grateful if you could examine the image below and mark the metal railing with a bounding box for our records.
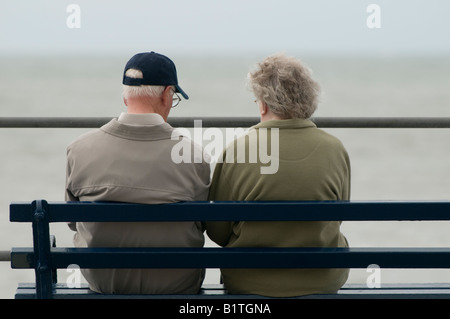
[0,251,10,262]
[1,116,450,128]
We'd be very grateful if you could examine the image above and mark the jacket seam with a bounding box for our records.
[70,184,194,198]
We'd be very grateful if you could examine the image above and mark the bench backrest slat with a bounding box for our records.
[9,200,450,222]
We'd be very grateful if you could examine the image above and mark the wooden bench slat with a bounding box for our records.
[11,247,450,269]
[10,200,450,222]
[14,283,450,299]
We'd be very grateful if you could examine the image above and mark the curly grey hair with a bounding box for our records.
[248,53,321,119]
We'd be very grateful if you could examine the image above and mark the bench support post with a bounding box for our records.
[32,200,53,299]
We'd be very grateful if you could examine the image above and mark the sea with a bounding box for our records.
[1,53,450,299]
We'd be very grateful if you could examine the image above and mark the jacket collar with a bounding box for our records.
[100,116,176,141]
[252,118,317,130]
[117,112,165,126]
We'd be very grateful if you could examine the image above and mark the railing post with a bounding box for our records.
[32,200,53,299]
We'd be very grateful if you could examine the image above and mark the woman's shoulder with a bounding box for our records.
[309,127,346,148]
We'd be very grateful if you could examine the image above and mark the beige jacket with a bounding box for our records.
[65,113,211,294]
[206,119,350,297]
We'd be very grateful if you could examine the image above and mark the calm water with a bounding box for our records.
[1,54,450,298]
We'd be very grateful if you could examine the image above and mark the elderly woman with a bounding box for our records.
[206,53,351,297]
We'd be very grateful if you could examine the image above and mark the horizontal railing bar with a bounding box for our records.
[0,250,10,262]
[312,117,450,128]
[1,117,450,128]
[10,200,450,222]
[11,247,450,269]
[0,117,112,128]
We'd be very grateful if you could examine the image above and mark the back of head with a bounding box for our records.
[122,69,165,100]
[122,51,189,101]
[248,53,320,119]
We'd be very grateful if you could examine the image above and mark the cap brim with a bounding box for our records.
[175,85,189,100]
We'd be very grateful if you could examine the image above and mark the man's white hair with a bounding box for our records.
[122,69,166,99]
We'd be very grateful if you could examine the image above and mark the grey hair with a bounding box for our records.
[122,69,166,99]
[248,53,321,119]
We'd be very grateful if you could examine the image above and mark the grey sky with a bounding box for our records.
[1,0,449,56]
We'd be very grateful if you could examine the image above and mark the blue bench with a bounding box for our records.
[9,199,450,299]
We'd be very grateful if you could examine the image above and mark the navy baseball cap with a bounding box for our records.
[123,52,189,99]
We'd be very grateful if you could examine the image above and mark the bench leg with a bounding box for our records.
[32,200,53,299]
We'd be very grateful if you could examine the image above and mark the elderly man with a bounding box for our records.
[65,52,211,294]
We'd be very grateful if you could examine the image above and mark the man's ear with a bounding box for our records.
[161,86,173,105]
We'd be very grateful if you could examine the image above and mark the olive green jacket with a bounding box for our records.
[206,119,351,297]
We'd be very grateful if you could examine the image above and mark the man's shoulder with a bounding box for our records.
[67,119,122,150]
[67,128,104,150]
